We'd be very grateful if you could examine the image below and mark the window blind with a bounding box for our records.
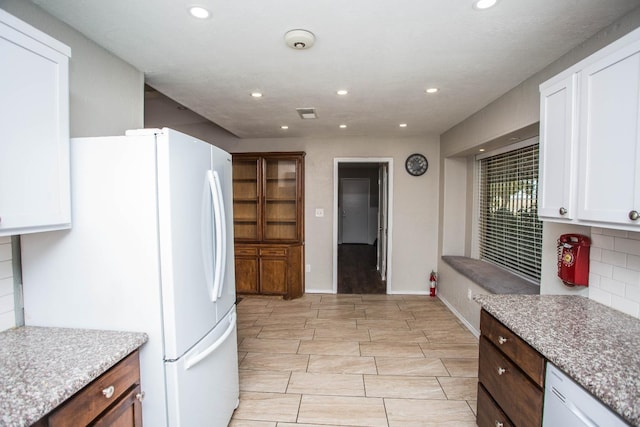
[477,143,543,283]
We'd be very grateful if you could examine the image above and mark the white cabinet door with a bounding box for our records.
[538,74,578,221]
[0,10,71,236]
[577,40,640,227]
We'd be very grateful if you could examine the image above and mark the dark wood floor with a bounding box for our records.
[337,243,386,294]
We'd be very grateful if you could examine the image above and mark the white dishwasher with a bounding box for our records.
[543,363,630,426]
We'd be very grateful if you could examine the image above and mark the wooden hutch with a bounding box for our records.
[231,152,305,299]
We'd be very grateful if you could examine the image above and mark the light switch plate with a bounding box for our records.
[315,208,324,217]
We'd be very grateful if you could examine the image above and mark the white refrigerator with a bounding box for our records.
[21,128,239,426]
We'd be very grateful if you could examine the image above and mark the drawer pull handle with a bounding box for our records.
[497,367,506,375]
[136,391,146,402]
[498,336,508,345]
[102,385,115,399]
[495,422,504,427]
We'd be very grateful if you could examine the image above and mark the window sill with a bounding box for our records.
[442,256,539,295]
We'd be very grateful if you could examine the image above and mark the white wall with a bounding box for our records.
[438,8,640,329]
[0,1,144,331]
[225,136,440,294]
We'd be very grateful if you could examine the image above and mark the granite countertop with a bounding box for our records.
[475,294,640,426]
[0,326,148,427]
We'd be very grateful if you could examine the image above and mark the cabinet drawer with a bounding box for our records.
[236,247,258,256]
[260,247,287,257]
[481,310,545,387]
[479,337,543,427]
[477,383,514,427]
[48,351,140,426]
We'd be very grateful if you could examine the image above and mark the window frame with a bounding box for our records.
[472,137,542,284]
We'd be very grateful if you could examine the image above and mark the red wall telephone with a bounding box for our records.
[557,234,591,287]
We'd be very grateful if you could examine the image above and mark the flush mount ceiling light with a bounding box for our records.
[188,6,210,19]
[473,0,498,10]
[399,123,408,128]
[281,125,289,130]
[250,92,263,98]
[284,29,315,50]
[337,89,348,96]
[425,88,439,94]
[339,124,347,129]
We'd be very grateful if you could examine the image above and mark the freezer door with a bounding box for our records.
[165,306,239,427]
[156,129,220,359]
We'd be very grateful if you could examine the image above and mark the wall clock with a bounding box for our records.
[405,153,428,176]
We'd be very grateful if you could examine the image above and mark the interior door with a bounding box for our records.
[341,178,370,244]
[377,164,389,281]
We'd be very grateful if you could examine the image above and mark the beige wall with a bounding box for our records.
[0,1,144,330]
[437,8,640,334]
[224,136,440,294]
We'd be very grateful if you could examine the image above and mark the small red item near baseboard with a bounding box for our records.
[429,271,437,297]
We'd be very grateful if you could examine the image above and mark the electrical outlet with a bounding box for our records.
[305,264,311,273]
[467,289,473,300]
[315,208,324,217]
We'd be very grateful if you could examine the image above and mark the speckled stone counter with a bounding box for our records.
[475,294,640,426]
[0,326,148,427]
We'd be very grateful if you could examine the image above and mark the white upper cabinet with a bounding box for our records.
[577,42,640,227]
[538,74,577,220]
[539,27,640,231]
[0,10,71,236]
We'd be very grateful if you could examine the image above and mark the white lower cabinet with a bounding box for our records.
[0,10,71,236]
[539,27,640,231]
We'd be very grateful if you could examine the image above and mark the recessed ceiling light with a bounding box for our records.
[399,123,408,128]
[250,92,263,98]
[425,88,439,94]
[473,0,498,10]
[337,89,348,96]
[281,125,289,130]
[189,6,210,19]
[479,148,486,152]
[339,124,347,129]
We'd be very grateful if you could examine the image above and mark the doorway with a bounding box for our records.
[333,158,393,294]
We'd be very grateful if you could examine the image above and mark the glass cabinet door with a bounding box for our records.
[264,157,299,241]
[232,158,260,241]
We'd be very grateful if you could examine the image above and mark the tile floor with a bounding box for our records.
[230,294,479,427]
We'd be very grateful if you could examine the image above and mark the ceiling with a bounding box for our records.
[31,0,640,139]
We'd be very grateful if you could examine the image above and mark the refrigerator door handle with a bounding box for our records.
[184,312,236,370]
[207,170,227,302]
[202,174,215,301]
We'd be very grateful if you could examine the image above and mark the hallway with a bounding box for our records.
[231,293,479,426]
[337,244,386,294]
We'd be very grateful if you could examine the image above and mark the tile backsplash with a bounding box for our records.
[589,228,640,318]
[0,237,15,331]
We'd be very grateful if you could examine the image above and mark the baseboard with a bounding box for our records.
[437,294,480,338]
[388,290,430,295]
[304,289,335,294]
